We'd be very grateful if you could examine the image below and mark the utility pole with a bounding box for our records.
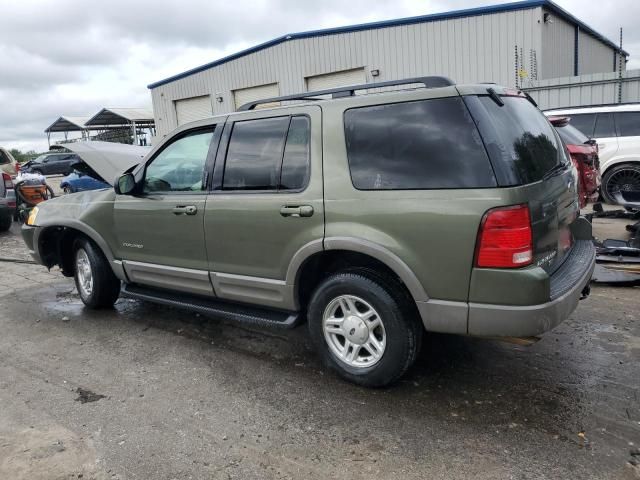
[618,27,623,104]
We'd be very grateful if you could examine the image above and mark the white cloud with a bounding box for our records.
[0,0,635,151]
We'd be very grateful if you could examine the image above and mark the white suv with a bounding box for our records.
[545,104,640,204]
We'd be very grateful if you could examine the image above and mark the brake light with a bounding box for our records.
[2,172,12,189]
[475,204,533,268]
[15,163,20,173]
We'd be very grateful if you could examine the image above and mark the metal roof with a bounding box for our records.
[148,0,629,89]
[44,116,91,133]
[85,108,155,126]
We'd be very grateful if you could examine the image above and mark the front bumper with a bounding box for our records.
[21,224,41,263]
[467,239,596,337]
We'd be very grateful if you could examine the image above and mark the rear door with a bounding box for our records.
[614,111,640,165]
[204,105,323,310]
[593,112,619,167]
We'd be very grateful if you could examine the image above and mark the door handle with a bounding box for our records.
[280,205,314,218]
[173,205,198,215]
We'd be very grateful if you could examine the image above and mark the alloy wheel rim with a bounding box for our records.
[75,248,93,298]
[607,168,640,199]
[322,294,386,368]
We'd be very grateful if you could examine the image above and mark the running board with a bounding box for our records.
[122,283,301,329]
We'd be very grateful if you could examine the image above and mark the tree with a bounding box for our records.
[8,148,39,163]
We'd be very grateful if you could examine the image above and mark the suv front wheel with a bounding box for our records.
[73,237,121,309]
[307,271,422,387]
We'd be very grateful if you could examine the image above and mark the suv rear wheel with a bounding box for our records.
[602,163,640,204]
[307,271,422,387]
[73,237,121,309]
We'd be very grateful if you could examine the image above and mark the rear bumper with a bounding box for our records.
[467,239,595,337]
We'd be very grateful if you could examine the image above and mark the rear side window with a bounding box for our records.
[566,113,595,137]
[594,113,616,138]
[556,123,589,145]
[0,150,9,165]
[465,95,566,186]
[615,112,640,137]
[223,116,310,191]
[344,97,496,190]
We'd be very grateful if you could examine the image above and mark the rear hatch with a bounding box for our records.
[463,90,580,273]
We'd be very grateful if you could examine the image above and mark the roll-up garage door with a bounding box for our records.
[306,68,367,92]
[233,83,279,110]
[175,95,212,126]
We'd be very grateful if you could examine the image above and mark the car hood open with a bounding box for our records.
[63,141,150,186]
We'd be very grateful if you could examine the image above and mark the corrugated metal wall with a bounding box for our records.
[578,29,616,75]
[540,9,574,79]
[150,7,544,138]
[523,69,640,109]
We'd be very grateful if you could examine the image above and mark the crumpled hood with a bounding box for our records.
[63,141,150,186]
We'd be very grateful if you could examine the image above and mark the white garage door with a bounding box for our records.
[233,83,279,110]
[175,95,212,126]
[306,68,367,92]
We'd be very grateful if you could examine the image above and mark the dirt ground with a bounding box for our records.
[0,215,639,479]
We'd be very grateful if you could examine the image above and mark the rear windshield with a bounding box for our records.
[465,95,567,186]
[343,97,497,190]
[556,123,589,145]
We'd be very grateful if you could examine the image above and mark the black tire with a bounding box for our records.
[0,213,11,232]
[307,271,422,387]
[601,163,640,204]
[73,237,121,309]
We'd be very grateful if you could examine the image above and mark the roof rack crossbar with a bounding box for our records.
[238,76,455,111]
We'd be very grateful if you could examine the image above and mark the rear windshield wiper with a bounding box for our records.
[543,162,568,180]
[486,88,504,107]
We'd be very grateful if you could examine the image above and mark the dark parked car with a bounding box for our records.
[22,153,81,176]
[548,116,601,208]
[0,171,15,231]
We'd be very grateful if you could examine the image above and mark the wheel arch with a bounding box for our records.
[35,220,126,281]
[601,158,640,176]
[288,237,429,311]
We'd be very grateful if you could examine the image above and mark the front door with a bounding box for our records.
[114,126,218,296]
[204,106,323,310]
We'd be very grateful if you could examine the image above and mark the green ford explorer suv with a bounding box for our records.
[22,77,595,387]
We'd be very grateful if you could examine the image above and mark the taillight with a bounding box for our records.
[15,163,20,173]
[2,172,12,189]
[475,204,533,268]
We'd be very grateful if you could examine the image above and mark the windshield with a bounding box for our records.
[464,95,567,186]
[556,123,590,145]
[33,155,48,163]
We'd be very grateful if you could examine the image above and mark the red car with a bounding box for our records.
[548,116,601,208]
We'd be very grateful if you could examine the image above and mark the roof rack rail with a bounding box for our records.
[238,76,455,111]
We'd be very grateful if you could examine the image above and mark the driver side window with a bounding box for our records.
[144,129,214,193]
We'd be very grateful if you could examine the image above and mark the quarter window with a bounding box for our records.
[222,115,311,191]
[144,129,214,193]
[344,97,496,190]
[566,113,596,137]
[615,112,640,137]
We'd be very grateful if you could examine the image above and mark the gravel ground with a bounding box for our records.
[0,221,639,480]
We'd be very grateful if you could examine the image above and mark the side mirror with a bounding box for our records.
[115,173,136,195]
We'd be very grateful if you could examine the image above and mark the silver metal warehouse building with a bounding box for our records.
[148,0,628,139]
